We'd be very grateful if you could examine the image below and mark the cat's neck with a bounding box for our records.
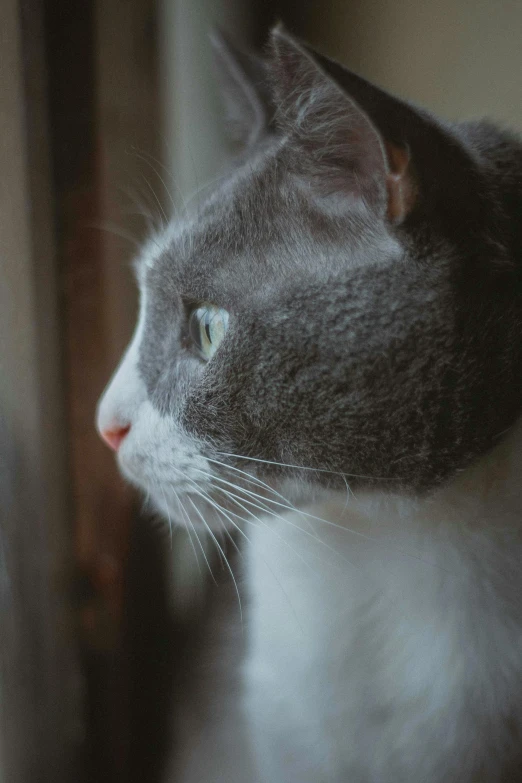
[255,418,522,601]
[246,419,522,662]
[346,416,522,544]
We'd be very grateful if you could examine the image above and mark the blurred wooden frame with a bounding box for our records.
[44,0,164,778]
[0,0,81,780]
[45,0,162,641]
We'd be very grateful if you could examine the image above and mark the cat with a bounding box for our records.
[96,24,522,783]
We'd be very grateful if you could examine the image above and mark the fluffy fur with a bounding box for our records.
[245,435,522,782]
[97,26,522,782]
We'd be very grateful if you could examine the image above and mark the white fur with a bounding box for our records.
[96,288,148,436]
[96,280,231,535]
[97,242,522,782]
[243,424,522,782]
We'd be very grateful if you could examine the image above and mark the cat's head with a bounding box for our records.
[96,26,522,530]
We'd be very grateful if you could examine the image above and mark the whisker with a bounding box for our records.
[139,174,168,227]
[186,496,243,623]
[171,486,217,585]
[220,521,243,558]
[191,466,338,543]
[128,148,178,215]
[160,459,452,575]
[84,220,142,249]
[341,473,355,511]
[195,467,450,573]
[215,450,403,483]
[212,486,322,574]
[118,184,161,233]
[159,484,174,551]
[189,485,306,634]
[206,455,303,507]
[207,455,321,538]
[211,481,352,569]
[178,464,347,569]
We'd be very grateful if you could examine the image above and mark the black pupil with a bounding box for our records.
[204,315,212,343]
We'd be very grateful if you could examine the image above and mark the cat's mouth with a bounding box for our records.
[116,432,321,537]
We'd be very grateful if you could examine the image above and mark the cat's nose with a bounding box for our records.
[100,424,131,452]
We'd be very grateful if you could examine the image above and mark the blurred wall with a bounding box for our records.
[159,0,254,203]
[299,0,522,128]
[0,0,81,780]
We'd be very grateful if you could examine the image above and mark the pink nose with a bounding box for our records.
[100,424,131,452]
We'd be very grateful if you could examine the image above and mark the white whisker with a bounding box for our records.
[159,484,174,551]
[215,450,403,483]
[211,481,352,569]
[206,455,297,506]
[128,148,178,215]
[198,467,451,573]
[139,173,168,227]
[207,455,322,539]
[213,486,323,574]
[189,484,306,635]
[174,463,345,571]
[186,495,243,623]
[172,485,216,585]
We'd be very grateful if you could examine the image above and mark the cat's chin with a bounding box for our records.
[145,484,241,534]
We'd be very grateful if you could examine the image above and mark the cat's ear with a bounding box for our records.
[269,25,417,222]
[210,29,273,149]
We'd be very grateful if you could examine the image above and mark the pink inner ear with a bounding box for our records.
[385,141,418,223]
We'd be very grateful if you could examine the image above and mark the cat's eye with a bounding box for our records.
[188,304,230,360]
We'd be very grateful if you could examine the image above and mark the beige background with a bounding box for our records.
[304,0,522,127]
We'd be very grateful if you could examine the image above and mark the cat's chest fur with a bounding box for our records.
[242,424,522,783]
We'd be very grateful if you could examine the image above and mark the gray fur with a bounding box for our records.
[138,27,522,494]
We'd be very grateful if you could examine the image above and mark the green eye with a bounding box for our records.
[188,304,229,360]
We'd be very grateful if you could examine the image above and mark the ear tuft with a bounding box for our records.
[210,28,272,149]
[268,24,321,128]
[267,25,390,214]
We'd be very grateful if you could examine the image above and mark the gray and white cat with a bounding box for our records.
[97,25,522,783]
